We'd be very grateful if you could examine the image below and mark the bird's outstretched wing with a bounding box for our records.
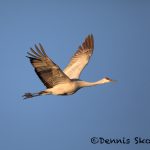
[63,34,94,79]
[27,43,70,88]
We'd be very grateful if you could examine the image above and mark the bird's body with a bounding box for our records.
[23,34,114,99]
[45,80,79,95]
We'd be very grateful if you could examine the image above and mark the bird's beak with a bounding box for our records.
[111,79,117,82]
[104,77,117,83]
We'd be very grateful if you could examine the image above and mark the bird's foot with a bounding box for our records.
[22,93,33,99]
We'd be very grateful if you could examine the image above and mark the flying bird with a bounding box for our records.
[23,34,115,99]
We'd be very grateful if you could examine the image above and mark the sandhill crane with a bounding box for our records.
[23,34,115,99]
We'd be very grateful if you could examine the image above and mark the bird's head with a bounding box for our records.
[101,77,117,84]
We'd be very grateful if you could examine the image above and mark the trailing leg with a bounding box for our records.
[22,91,49,99]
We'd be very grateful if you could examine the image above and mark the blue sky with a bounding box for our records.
[0,0,150,150]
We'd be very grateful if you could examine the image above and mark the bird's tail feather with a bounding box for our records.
[22,91,47,99]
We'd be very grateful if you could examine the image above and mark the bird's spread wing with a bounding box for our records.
[27,43,70,88]
[63,34,94,79]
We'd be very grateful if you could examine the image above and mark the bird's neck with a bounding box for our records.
[77,79,107,88]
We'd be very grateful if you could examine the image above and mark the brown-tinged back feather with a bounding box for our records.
[27,43,71,88]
